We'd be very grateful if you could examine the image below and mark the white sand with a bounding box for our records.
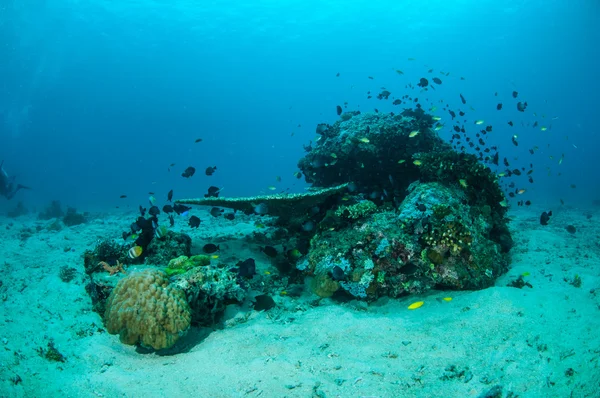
[0,206,599,397]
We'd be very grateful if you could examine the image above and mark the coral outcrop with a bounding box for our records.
[104,269,191,350]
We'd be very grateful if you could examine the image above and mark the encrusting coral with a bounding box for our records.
[104,269,191,350]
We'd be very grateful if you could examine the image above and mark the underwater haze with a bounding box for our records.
[1,0,599,211]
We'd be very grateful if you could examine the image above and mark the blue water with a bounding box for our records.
[1,0,599,212]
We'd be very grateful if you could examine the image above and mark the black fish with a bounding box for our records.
[336,105,343,115]
[119,195,127,199]
[566,225,576,234]
[492,153,499,165]
[195,138,203,143]
[512,91,518,98]
[449,110,456,119]
[205,166,217,176]
[205,186,220,198]
[496,103,503,110]
[261,246,278,258]
[517,101,528,112]
[168,214,175,227]
[417,77,428,87]
[182,166,196,178]
[148,206,160,216]
[459,94,466,104]
[253,294,276,311]
[512,136,519,146]
[189,215,201,228]
[508,121,514,126]
[432,77,442,85]
[173,203,191,215]
[167,189,173,202]
[237,258,256,278]
[202,243,219,253]
[163,204,174,213]
[540,211,552,226]
[210,207,223,217]
[139,205,146,216]
[330,265,345,281]
[225,213,235,220]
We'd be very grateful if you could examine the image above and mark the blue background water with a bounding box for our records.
[1,0,598,212]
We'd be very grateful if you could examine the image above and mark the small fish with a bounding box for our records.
[432,77,442,85]
[442,297,452,302]
[149,196,156,205]
[275,175,282,182]
[128,245,143,259]
[408,130,420,138]
[496,103,503,110]
[540,126,548,131]
[203,243,220,254]
[189,215,201,228]
[119,195,127,199]
[195,138,203,143]
[540,211,552,225]
[459,179,468,188]
[336,105,343,115]
[408,301,424,310]
[205,166,217,176]
[267,186,277,191]
[517,189,526,194]
[434,124,444,131]
[293,171,302,179]
[499,199,508,207]
[522,272,530,277]
[210,207,223,217]
[417,77,429,87]
[167,189,173,202]
[475,120,484,125]
[261,246,278,258]
[211,255,219,259]
[182,166,196,178]
[395,69,404,75]
[432,116,442,121]
[358,137,370,143]
[413,160,422,166]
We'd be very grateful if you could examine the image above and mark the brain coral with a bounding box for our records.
[104,269,191,350]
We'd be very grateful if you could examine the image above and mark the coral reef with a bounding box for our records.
[144,231,192,265]
[104,269,191,350]
[63,207,87,227]
[166,255,211,276]
[171,265,247,326]
[7,201,28,218]
[297,111,450,198]
[38,200,64,220]
[300,182,510,300]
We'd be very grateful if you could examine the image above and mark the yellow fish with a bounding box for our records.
[409,130,420,138]
[330,153,338,158]
[413,160,422,166]
[432,116,441,121]
[540,126,548,131]
[397,159,406,164]
[408,301,424,310]
[459,179,468,188]
[358,137,370,143]
[442,297,452,302]
[280,291,288,295]
[499,199,508,207]
[475,120,484,125]
[211,255,219,259]
[517,189,526,194]
[264,271,271,275]
[434,124,444,131]
[498,172,506,177]
[521,272,530,277]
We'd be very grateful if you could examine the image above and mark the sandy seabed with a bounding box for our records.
[0,205,599,398]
